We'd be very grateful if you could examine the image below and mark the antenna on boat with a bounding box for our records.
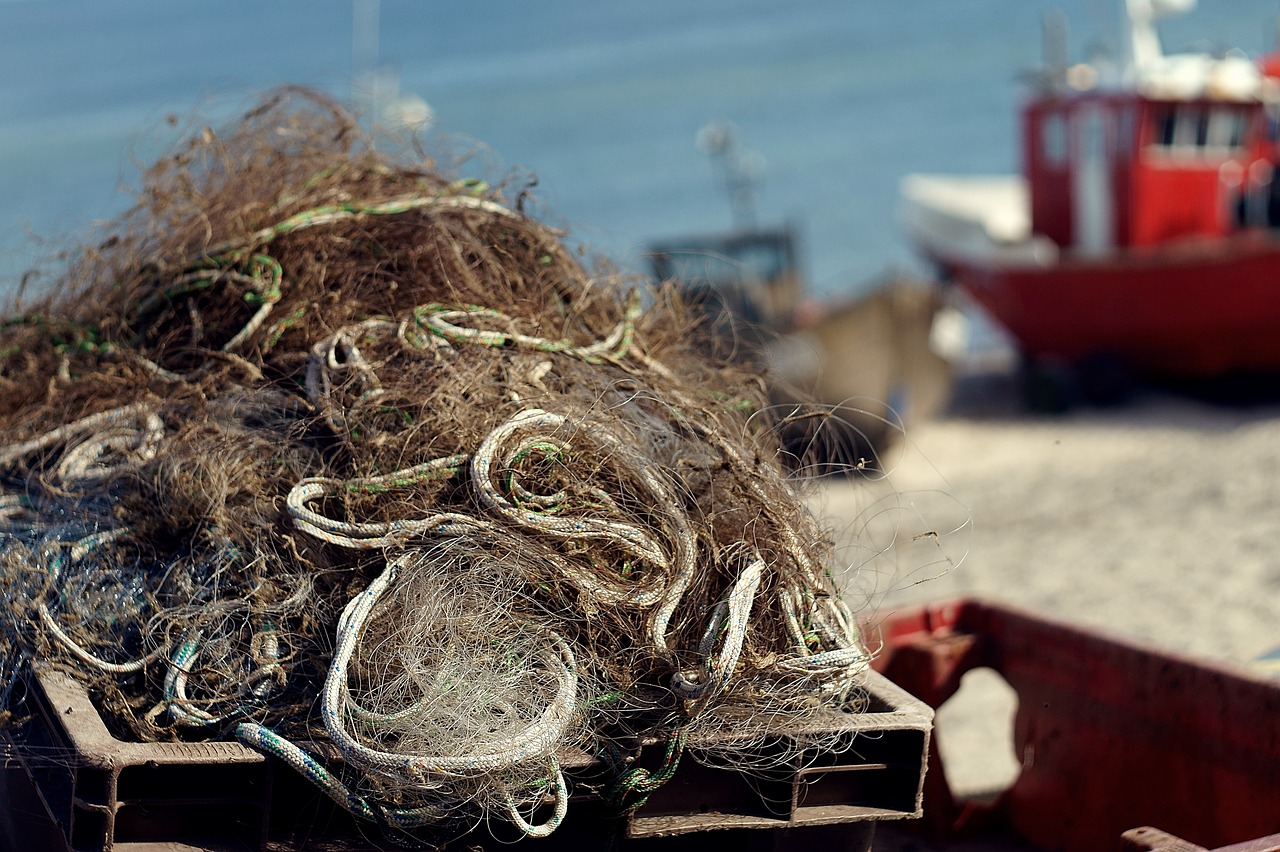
[352,0,380,119]
[697,121,763,231]
[351,0,434,131]
[1042,9,1069,90]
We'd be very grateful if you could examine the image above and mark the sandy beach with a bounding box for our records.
[816,370,1280,668]
[808,367,1280,805]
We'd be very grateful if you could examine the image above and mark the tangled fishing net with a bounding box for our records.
[0,89,873,843]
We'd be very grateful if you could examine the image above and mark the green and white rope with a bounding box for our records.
[671,551,766,701]
[235,722,449,829]
[286,454,476,549]
[130,254,284,380]
[413,289,640,365]
[205,193,532,260]
[501,761,569,839]
[164,631,219,727]
[0,494,32,529]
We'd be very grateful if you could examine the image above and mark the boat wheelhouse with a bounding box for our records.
[901,0,1280,394]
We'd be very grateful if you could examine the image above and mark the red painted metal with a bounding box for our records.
[869,599,1280,852]
[962,81,1280,377]
[951,231,1280,376]
[913,34,1280,379]
[1023,93,1272,252]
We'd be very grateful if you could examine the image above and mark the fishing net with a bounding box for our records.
[0,88,874,842]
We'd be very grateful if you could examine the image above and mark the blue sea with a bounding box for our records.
[2,0,1276,302]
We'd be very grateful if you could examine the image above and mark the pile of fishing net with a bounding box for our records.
[0,90,871,843]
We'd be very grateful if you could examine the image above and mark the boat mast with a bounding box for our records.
[1042,9,1069,91]
[696,122,762,231]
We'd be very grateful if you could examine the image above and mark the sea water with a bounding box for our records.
[2,0,1276,302]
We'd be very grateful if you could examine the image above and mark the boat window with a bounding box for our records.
[1193,108,1212,147]
[1081,110,1106,160]
[1207,107,1249,151]
[1170,106,1204,148]
[1040,111,1068,166]
[1147,104,1250,160]
[1154,106,1178,147]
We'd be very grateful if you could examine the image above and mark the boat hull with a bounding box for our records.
[942,233,1280,377]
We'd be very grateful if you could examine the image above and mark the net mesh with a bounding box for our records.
[0,88,880,840]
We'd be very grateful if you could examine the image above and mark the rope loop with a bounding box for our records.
[607,728,688,814]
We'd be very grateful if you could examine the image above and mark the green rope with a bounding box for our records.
[238,253,283,306]
[607,728,687,814]
[0,315,112,358]
[263,304,307,351]
[339,453,468,495]
[128,251,284,360]
[133,253,278,317]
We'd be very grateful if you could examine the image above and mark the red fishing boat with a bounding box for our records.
[901,0,1280,405]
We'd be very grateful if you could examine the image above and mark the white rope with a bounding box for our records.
[54,412,165,484]
[472,410,665,563]
[34,529,171,676]
[470,408,701,657]
[37,603,170,675]
[501,761,569,839]
[304,320,399,433]
[672,551,766,701]
[286,454,480,549]
[0,404,163,476]
[321,554,579,779]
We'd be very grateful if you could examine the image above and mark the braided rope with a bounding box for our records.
[0,142,897,846]
[35,529,173,676]
[164,632,219,727]
[0,495,32,529]
[54,412,165,484]
[501,761,569,839]
[414,289,640,365]
[304,320,399,434]
[672,551,766,701]
[235,723,449,829]
[286,454,477,549]
[37,603,169,675]
[472,410,669,601]
[607,729,687,814]
[247,625,286,700]
[0,404,163,476]
[321,554,579,779]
